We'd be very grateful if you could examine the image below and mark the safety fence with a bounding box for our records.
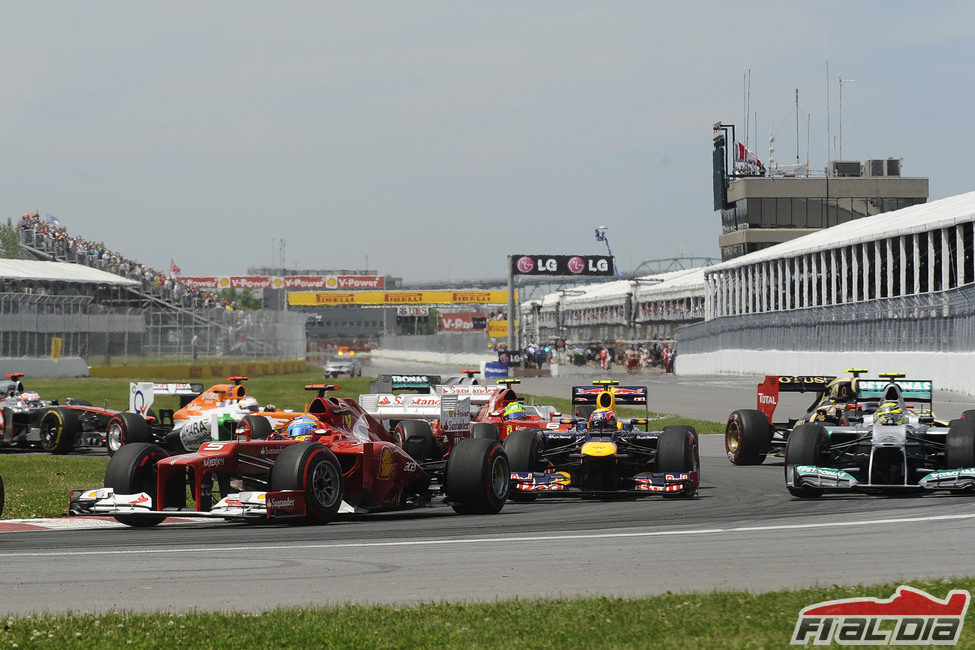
[678,283,975,354]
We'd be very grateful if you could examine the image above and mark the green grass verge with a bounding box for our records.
[0,579,971,648]
[520,393,724,433]
[0,455,107,519]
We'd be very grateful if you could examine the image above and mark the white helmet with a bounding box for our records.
[238,396,259,411]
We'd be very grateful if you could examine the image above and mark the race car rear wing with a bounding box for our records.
[571,385,648,406]
[856,378,934,404]
[756,375,835,424]
[357,393,472,433]
[434,384,499,405]
[129,382,206,414]
[368,374,442,394]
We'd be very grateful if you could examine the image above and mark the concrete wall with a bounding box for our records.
[0,356,89,378]
[678,349,975,396]
[372,348,495,367]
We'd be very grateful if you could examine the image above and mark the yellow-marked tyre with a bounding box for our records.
[39,408,80,455]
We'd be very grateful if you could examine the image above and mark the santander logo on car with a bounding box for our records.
[567,256,585,274]
[516,256,534,273]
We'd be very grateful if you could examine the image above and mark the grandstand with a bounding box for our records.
[11,214,305,363]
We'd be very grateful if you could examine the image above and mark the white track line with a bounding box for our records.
[5,511,975,559]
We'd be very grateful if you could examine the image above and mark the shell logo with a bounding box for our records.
[272,277,283,288]
[326,277,337,288]
[219,277,230,288]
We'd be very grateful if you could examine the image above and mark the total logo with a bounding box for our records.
[758,394,777,405]
[791,585,970,645]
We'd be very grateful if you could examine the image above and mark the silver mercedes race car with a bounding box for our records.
[785,374,975,497]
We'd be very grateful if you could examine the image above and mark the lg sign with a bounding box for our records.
[511,255,614,277]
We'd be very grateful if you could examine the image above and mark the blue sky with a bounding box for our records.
[2,1,973,280]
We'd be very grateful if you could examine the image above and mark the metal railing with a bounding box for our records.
[678,284,975,353]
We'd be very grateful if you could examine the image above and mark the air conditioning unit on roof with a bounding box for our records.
[829,160,862,177]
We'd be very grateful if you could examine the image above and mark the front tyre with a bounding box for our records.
[104,443,184,527]
[236,414,272,441]
[504,429,541,502]
[39,408,80,455]
[784,423,830,498]
[445,438,509,514]
[269,442,344,524]
[946,418,975,469]
[656,426,699,496]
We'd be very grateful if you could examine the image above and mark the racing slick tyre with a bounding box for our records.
[236,414,272,441]
[39,408,80,455]
[0,406,10,438]
[725,409,770,465]
[784,423,830,498]
[105,412,151,456]
[504,429,541,502]
[960,411,975,427]
[663,424,700,451]
[445,438,509,515]
[269,442,344,525]
[398,420,435,461]
[0,474,4,517]
[471,423,500,441]
[946,418,975,470]
[105,443,185,527]
[656,427,699,497]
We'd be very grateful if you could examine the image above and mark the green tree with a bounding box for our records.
[0,218,23,259]
[217,287,263,310]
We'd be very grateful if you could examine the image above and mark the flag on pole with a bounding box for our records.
[45,214,61,227]
[735,142,763,168]
[170,260,181,276]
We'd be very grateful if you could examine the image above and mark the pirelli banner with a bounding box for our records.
[288,290,512,307]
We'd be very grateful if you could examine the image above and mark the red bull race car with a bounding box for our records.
[504,381,699,500]
[70,384,509,526]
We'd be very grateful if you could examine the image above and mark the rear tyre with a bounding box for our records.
[784,423,830,498]
[504,429,541,502]
[269,442,343,524]
[724,409,770,465]
[104,443,184,527]
[0,474,4,517]
[106,412,151,456]
[445,438,509,514]
[946,418,975,469]
[398,420,435,461]
[39,408,80,455]
[236,414,272,441]
[471,423,500,441]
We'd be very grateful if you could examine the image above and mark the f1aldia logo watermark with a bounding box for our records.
[791,585,970,645]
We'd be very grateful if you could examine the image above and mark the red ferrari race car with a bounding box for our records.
[724,369,876,465]
[473,379,566,441]
[70,385,509,526]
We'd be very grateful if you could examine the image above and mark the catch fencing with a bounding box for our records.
[678,283,975,354]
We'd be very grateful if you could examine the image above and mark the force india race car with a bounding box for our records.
[724,370,873,465]
[785,374,975,496]
[504,382,699,500]
[70,385,509,526]
[106,377,309,455]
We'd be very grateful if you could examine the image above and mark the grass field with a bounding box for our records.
[0,579,971,648]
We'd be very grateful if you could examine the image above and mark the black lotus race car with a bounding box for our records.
[723,369,879,465]
[504,381,699,499]
[784,375,975,496]
[0,372,116,454]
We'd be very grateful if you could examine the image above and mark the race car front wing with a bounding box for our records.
[788,464,975,492]
[510,471,696,496]
[69,488,311,521]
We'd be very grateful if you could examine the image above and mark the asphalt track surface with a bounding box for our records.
[3,363,975,615]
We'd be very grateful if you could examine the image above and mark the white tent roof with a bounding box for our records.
[0,259,139,286]
[707,191,975,273]
[635,268,706,301]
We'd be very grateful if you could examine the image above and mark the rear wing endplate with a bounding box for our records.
[756,376,835,424]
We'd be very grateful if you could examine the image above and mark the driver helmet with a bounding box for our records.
[588,408,618,432]
[287,416,318,439]
[875,401,905,425]
[18,391,41,405]
[503,402,525,420]
[238,396,259,412]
